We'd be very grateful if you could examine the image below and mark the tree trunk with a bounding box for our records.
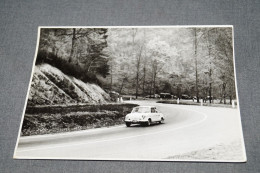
[149,81,152,96]
[152,63,157,95]
[119,78,125,94]
[194,28,199,103]
[142,67,146,96]
[207,31,212,104]
[223,83,226,104]
[142,30,147,96]
[153,78,156,95]
[69,28,76,63]
[209,68,212,103]
[110,63,113,91]
[136,71,139,99]
[131,29,140,99]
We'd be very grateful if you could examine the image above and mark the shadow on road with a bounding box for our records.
[126,123,165,128]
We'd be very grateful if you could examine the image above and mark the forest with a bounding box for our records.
[36,27,236,104]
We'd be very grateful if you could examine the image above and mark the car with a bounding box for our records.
[124,106,165,127]
[145,95,155,99]
[144,94,160,99]
[172,95,178,99]
[160,93,172,99]
[154,94,160,98]
[181,94,191,99]
[108,91,120,102]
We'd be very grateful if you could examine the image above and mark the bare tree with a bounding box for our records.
[142,30,148,96]
[193,28,200,103]
[131,29,143,99]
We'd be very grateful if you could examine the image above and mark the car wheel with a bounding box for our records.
[141,122,146,126]
[147,119,151,126]
[125,122,131,127]
[159,117,164,124]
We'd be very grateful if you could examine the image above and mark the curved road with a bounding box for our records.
[14,100,245,161]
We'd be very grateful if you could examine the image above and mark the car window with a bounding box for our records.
[132,107,150,113]
[151,108,156,113]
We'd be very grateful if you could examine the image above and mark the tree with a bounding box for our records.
[140,29,149,96]
[130,29,141,99]
[214,28,235,104]
[193,28,200,102]
[37,28,109,83]
[146,38,174,95]
[101,27,236,103]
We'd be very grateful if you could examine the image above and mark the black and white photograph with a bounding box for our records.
[14,26,246,162]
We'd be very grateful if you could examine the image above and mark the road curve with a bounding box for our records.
[14,100,245,161]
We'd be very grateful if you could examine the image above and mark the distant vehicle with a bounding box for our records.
[144,94,160,99]
[160,93,172,99]
[154,94,160,98]
[124,106,165,127]
[172,95,178,99]
[145,95,155,99]
[181,94,191,99]
[122,95,135,100]
[108,91,120,101]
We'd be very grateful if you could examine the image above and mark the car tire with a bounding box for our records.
[147,119,151,126]
[141,122,146,126]
[159,117,164,124]
[125,122,131,127]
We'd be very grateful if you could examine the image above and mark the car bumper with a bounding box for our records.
[125,120,147,124]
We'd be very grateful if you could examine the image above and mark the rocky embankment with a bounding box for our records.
[27,63,110,106]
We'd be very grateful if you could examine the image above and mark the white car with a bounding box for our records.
[125,106,164,127]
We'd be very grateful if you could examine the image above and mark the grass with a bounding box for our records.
[21,103,138,136]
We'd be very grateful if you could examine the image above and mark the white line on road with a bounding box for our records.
[16,106,207,153]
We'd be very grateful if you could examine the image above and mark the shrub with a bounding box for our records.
[21,103,138,136]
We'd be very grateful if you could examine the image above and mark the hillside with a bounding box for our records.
[27,63,110,106]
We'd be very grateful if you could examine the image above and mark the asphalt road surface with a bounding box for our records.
[14,100,246,161]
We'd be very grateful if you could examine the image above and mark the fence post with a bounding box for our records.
[177,98,179,104]
[232,100,235,108]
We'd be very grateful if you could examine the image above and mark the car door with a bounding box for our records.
[150,107,155,121]
[154,109,161,121]
[151,107,160,121]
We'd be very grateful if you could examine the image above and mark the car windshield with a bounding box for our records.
[132,107,150,113]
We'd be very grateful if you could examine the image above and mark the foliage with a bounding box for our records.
[105,27,236,103]
[36,27,236,104]
[37,28,109,84]
[36,51,98,83]
[22,103,138,136]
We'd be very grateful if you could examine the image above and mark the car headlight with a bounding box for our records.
[142,115,146,119]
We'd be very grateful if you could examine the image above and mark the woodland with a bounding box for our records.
[36,27,236,104]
